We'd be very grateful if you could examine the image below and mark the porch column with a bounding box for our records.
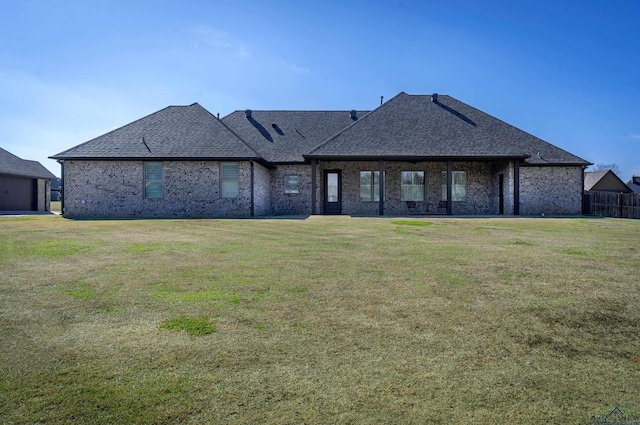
[514,160,520,216]
[379,160,385,216]
[446,160,453,215]
[311,159,317,215]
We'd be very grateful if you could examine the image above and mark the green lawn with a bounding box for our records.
[0,215,638,424]
[50,201,61,213]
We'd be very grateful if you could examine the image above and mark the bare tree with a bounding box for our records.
[591,163,621,175]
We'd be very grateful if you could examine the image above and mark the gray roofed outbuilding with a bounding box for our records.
[584,169,632,192]
[0,147,56,179]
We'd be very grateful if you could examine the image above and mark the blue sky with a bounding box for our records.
[1,0,639,180]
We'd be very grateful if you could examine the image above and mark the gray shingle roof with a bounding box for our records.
[0,147,56,179]
[306,92,591,165]
[222,110,369,162]
[50,103,262,162]
[584,170,608,191]
[50,92,590,167]
[626,176,640,193]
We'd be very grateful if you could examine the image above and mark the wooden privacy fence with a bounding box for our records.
[584,191,640,219]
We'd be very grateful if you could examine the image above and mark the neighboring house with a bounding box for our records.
[584,169,631,193]
[0,147,56,212]
[50,92,591,218]
[50,178,62,201]
[584,170,639,218]
[626,176,640,193]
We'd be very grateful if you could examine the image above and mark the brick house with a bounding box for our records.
[1,147,56,212]
[50,92,590,218]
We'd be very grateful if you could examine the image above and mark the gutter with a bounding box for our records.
[59,160,65,216]
[48,156,276,170]
[302,154,531,162]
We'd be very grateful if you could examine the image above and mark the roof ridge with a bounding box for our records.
[196,103,268,162]
[445,96,591,164]
[224,109,371,115]
[305,92,408,156]
[0,146,23,161]
[50,104,186,159]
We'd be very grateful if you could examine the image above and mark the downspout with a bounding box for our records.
[59,160,65,217]
[378,160,385,216]
[514,160,520,215]
[446,160,453,215]
[250,161,255,217]
[311,159,317,215]
[581,165,587,215]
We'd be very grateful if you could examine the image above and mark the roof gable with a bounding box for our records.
[51,103,261,161]
[0,147,56,179]
[306,92,590,165]
[585,169,631,192]
[222,110,369,162]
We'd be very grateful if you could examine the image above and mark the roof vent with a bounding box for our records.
[350,110,357,120]
[431,93,438,102]
[245,109,252,119]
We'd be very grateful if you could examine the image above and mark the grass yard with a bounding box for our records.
[0,215,639,424]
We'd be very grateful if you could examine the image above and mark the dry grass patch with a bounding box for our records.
[0,215,639,424]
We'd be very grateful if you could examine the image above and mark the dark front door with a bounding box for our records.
[324,170,341,215]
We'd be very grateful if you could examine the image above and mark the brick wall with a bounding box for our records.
[270,164,313,215]
[37,179,51,212]
[253,162,272,216]
[519,165,583,215]
[61,160,585,218]
[63,160,253,218]
[316,161,509,216]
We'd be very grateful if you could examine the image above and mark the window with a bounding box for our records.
[144,162,163,199]
[441,171,467,202]
[401,171,425,201]
[360,171,384,201]
[221,163,239,198]
[284,175,300,194]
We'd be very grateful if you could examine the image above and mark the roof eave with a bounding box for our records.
[520,161,592,167]
[0,170,55,179]
[302,154,531,162]
[49,155,275,169]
